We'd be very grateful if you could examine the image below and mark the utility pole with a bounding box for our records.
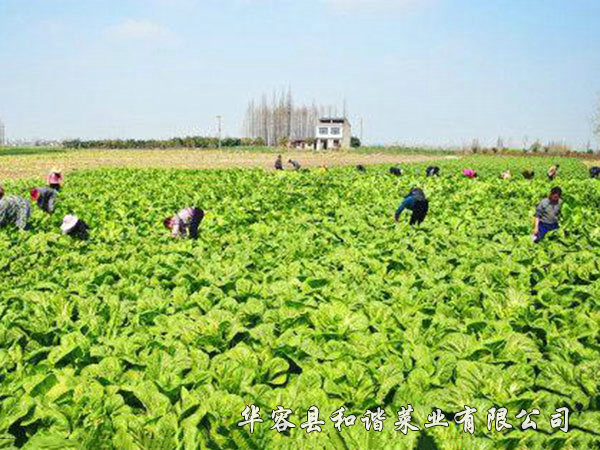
[360,118,363,143]
[0,119,5,146]
[216,115,222,149]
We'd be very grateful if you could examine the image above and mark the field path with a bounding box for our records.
[0,149,451,181]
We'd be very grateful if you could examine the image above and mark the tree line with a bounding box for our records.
[63,137,265,150]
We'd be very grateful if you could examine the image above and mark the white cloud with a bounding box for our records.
[107,19,179,43]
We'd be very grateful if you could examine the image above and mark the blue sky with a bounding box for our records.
[0,0,599,147]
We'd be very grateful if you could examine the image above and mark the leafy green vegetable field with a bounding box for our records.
[1,156,599,449]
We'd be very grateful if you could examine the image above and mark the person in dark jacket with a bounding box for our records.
[61,214,89,239]
[288,159,301,171]
[590,166,600,179]
[532,187,562,243]
[547,164,559,181]
[274,155,283,170]
[30,187,58,213]
[0,185,31,231]
[522,170,535,179]
[395,187,429,225]
[389,167,403,176]
[426,166,440,177]
[356,164,366,172]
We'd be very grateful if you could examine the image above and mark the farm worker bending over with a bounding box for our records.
[547,164,559,181]
[395,187,429,225]
[390,167,403,176]
[500,170,512,180]
[288,159,301,171]
[426,166,440,177]
[522,170,535,179]
[590,166,600,179]
[274,155,283,170]
[61,214,89,239]
[462,168,477,179]
[164,207,204,239]
[30,187,58,213]
[0,185,31,231]
[47,168,63,190]
[532,187,562,243]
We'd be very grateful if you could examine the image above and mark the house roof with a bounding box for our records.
[318,117,349,124]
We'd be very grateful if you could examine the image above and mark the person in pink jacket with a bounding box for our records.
[462,168,477,179]
[164,207,205,239]
[47,168,64,190]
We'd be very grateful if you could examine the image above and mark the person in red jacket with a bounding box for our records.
[30,186,58,213]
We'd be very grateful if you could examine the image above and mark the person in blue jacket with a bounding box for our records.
[394,187,429,225]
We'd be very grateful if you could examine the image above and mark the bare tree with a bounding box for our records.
[496,136,504,151]
[0,119,5,147]
[244,89,340,145]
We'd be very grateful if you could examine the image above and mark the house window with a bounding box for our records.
[331,127,341,135]
[318,127,329,135]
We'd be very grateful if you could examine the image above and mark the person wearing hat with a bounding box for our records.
[390,167,403,176]
[395,187,429,226]
[47,168,63,190]
[0,185,31,231]
[590,166,600,179]
[61,214,89,239]
[164,207,204,239]
[500,170,512,180]
[547,164,559,181]
[522,170,535,179]
[30,186,58,213]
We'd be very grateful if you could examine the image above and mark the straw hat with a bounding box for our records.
[50,168,62,174]
[61,214,79,234]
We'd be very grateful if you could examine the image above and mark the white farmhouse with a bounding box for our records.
[315,118,351,150]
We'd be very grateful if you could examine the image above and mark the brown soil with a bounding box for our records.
[0,149,449,181]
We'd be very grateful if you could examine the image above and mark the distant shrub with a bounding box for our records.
[62,136,255,150]
[221,138,242,147]
[351,136,361,148]
[530,140,542,153]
